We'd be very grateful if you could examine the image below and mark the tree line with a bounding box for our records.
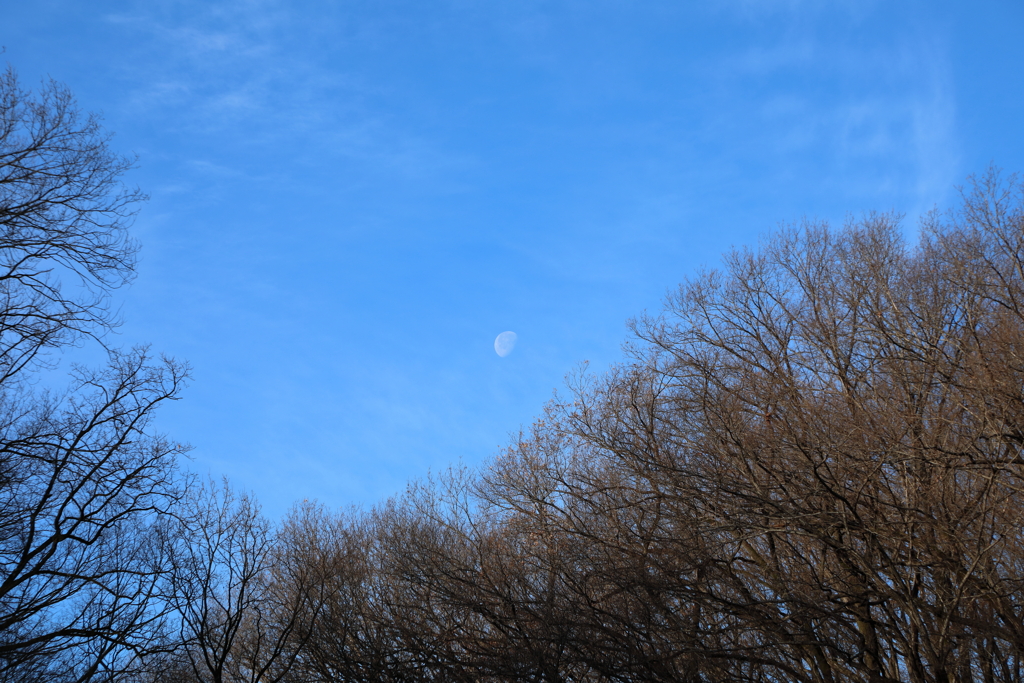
[3,67,1024,683]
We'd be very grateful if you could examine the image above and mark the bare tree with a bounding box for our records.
[0,66,143,383]
[483,171,1024,682]
[0,68,187,681]
[0,348,189,681]
[277,502,412,683]
[167,481,322,683]
[467,171,1024,682]
[273,173,1024,683]
[110,169,1024,683]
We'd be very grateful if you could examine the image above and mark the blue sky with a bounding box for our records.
[5,0,1023,517]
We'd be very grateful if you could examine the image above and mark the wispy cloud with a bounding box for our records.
[693,5,958,219]
[104,0,470,187]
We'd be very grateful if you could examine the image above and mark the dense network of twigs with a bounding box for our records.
[0,66,188,681]
[3,66,1024,683]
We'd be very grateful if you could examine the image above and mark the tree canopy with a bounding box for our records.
[5,64,1024,683]
[274,173,1024,683]
[0,67,188,682]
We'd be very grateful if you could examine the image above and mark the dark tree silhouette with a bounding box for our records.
[0,66,143,382]
[0,67,188,682]
[166,482,323,683]
[10,58,1021,683]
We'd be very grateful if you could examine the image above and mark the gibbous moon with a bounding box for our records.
[494,331,517,357]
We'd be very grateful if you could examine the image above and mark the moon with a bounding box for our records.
[494,331,517,357]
